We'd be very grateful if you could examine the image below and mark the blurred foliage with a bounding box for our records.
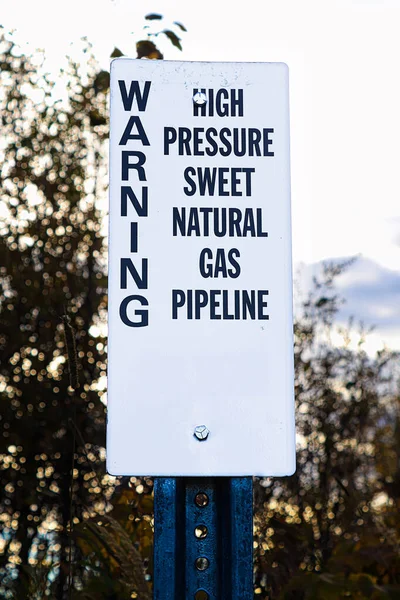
[253,263,400,598]
[0,14,400,600]
[0,15,183,599]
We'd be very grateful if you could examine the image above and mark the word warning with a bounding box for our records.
[107,60,295,477]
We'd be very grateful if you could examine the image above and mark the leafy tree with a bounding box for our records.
[0,27,108,599]
[253,262,400,599]
[0,16,185,599]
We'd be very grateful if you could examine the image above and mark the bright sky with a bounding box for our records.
[3,0,400,349]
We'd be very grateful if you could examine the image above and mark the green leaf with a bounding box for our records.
[111,47,124,58]
[163,30,182,51]
[89,110,106,127]
[173,21,187,32]
[315,297,329,307]
[94,70,110,93]
[145,13,162,20]
[136,40,163,60]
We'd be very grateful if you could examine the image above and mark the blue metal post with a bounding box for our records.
[154,477,253,599]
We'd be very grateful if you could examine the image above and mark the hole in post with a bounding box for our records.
[194,590,209,600]
[194,524,208,539]
[195,557,209,571]
[195,492,209,507]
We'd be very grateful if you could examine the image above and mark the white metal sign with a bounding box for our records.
[107,59,295,476]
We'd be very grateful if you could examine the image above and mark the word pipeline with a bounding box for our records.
[116,82,273,326]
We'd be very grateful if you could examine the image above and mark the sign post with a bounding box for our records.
[153,477,253,599]
[107,59,295,597]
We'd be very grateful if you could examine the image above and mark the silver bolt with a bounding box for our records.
[193,91,207,106]
[194,425,210,441]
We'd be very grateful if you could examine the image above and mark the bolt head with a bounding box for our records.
[195,556,210,571]
[192,91,207,106]
[194,425,210,441]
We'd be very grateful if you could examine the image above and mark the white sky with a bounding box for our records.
[4,0,400,270]
[3,0,400,349]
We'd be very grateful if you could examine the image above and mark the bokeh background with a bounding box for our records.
[0,1,399,598]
